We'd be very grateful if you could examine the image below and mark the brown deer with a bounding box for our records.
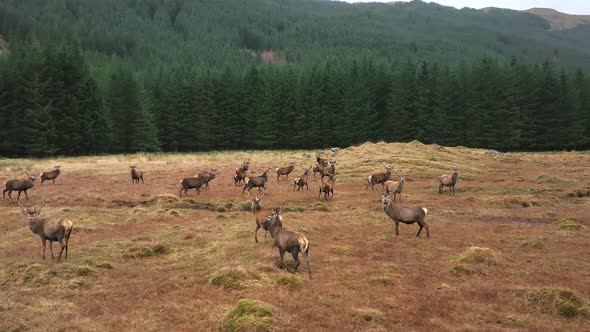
[18,197,74,261]
[179,174,208,196]
[250,193,273,243]
[129,165,144,184]
[318,173,335,201]
[366,165,393,191]
[380,191,429,238]
[40,166,61,184]
[293,166,312,191]
[3,172,36,200]
[384,176,405,201]
[276,161,296,182]
[242,168,271,194]
[266,207,312,279]
[234,160,250,186]
[439,168,459,195]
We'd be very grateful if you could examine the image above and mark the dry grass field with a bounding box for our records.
[1,142,589,331]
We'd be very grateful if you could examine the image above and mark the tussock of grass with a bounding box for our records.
[521,239,544,249]
[501,197,539,208]
[224,299,276,332]
[96,262,113,269]
[352,308,383,322]
[311,201,329,212]
[567,189,590,198]
[451,247,500,265]
[276,275,301,291]
[515,288,589,318]
[449,264,476,275]
[209,267,252,290]
[132,244,170,258]
[368,275,398,286]
[2,261,96,287]
[499,315,526,327]
[555,218,584,230]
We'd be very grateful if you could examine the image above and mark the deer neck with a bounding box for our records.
[269,219,281,238]
[28,218,43,235]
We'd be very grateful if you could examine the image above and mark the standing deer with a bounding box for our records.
[234,160,250,186]
[250,193,273,243]
[3,172,36,200]
[179,174,208,196]
[18,197,74,261]
[439,168,459,195]
[319,160,336,180]
[195,169,217,190]
[267,207,312,279]
[293,166,312,191]
[129,165,144,184]
[380,192,429,238]
[318,173,335,201]
[40,166,61,184]
[366,165,393,191]
[276,161,296,182]
[242,168,271,194]
[384,176,405,201]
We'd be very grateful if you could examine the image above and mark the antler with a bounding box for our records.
[17,199,28,214]
[259,193,265,199]
[36,196,47,215]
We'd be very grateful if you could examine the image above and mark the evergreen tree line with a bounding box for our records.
[1,44,589,157]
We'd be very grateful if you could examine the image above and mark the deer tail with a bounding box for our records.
[422,208,428,215]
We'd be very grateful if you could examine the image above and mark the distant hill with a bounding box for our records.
[0,0,589,69]
[526,8,590,30]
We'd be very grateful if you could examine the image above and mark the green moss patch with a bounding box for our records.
[555,218,584,231]
[224,299,277,331]
[515,288,589,318]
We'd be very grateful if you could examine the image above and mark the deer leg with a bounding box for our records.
[439,184,443,194]
[53,179,55,184]
[278,248,286,269]
[57,239,65,262]
[2,189,7,199]
[8,190,13,200]
[49,241,55,258]
[264,230,268,243]
[255,223,260,243]
[395,221,399,236]
[141,177,144,184]
[24,190,29,200]
[292,250,300,273]
[416,224,424,237]
[305,183,309,190]
[42,238,46,259]
[17,191,22,200]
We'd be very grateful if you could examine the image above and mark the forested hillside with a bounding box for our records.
[0,0,589,156]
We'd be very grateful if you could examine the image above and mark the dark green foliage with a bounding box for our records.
[0,0,589,156]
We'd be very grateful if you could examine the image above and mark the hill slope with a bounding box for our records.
[0,0,589,68]
[526,8,590,30]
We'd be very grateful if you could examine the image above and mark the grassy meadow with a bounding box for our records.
[1,142,589,331]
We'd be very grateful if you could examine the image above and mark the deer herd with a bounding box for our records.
[3,151,460,279]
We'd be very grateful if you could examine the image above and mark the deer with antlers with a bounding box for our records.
[18,197,74,261]
[3,172,37,200]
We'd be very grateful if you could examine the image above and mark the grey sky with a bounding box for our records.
[344,1,589,15]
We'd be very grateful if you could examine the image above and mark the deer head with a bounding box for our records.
[18,196,46,222]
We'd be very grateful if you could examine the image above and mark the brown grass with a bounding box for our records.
[1,142,589,330]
